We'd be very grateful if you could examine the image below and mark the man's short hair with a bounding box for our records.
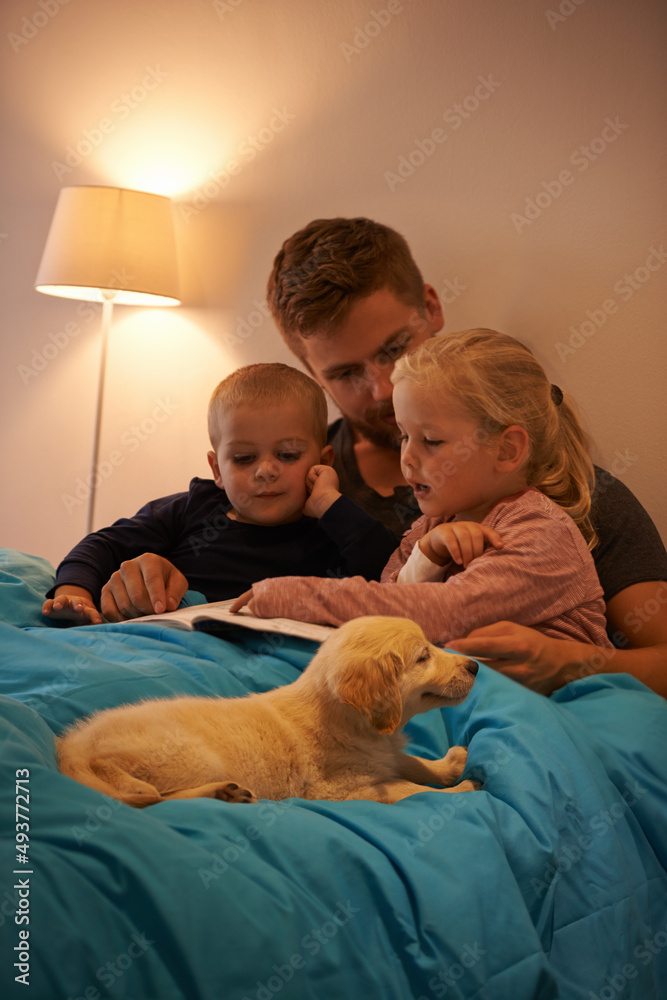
[267,218,427,361]
[208,362,328,448]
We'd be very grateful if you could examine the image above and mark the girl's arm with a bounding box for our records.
[248,522,606,646]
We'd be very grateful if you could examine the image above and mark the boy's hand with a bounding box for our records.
[419,522,503,568]
[42,587,102,625]
[303,465,341,519]
[100,553,188,621]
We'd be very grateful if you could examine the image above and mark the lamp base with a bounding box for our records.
[86,293,115,535]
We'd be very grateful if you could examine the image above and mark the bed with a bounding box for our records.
[1,547,666,1000]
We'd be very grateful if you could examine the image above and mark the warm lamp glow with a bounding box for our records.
[96,118,234,199]
[35,186,181,306]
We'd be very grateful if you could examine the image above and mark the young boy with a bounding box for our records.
[42,363,398,625]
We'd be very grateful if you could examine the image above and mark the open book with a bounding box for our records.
[121,599,335,643]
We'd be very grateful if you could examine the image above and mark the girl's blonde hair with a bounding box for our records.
[391,330,597,548]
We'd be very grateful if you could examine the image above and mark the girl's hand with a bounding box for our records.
[419,522,504,568]
[230,589,255,613]
[303,465,341,519]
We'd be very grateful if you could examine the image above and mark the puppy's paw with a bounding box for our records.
[444,745,468,769]
[435,745,468,784]
[214,781,257,804]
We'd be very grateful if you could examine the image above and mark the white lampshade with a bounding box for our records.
[35,185,180,306]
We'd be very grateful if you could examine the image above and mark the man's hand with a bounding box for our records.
[303,465,341,519]
[42,587,102,625]
[100,553,188,622]
[447,620,571,695]
[419,521,503,568]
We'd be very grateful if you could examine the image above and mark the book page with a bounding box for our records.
[121,599,335,643]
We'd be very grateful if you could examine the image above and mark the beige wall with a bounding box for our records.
[1,0,665,568]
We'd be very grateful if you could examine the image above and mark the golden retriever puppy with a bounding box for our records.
[58,616,481,807]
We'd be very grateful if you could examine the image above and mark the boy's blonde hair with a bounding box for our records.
[392,330,597,548]
[208,362,328,449]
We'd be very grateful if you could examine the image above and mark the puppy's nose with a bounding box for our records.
[464,659,479,676]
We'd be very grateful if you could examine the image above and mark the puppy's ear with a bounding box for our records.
[336,653,402,734]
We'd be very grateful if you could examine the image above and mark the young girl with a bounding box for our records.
[235,330,612,649]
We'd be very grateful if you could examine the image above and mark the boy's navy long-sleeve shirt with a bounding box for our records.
[49,478,399,605]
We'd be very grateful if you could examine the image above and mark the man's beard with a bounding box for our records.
[347,404,401,450]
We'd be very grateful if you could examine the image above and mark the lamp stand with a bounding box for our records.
[86,291,116,535]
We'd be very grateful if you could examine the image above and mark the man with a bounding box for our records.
[264,217,667,696]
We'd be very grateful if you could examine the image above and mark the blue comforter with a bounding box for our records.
[0,549,665,999]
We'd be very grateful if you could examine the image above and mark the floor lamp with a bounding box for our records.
[35,185,181,534]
